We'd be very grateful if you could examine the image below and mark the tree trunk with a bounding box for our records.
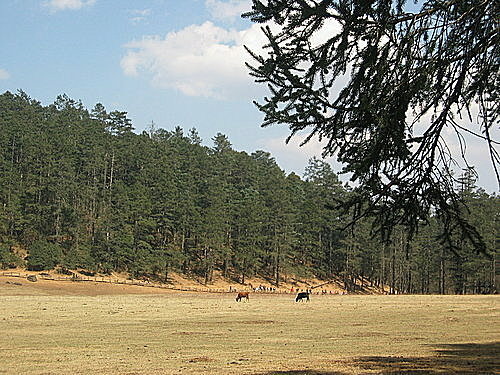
[204,246,209,285]
[439,247,446,294]
[405,236,411,294]
[164,262,170,283]
[275,254,280,288]
[109,152,115,192]
[381,242,386,291]
[274,226,280,287]
[492,253,496,294]
[181,231,188,273]
[390,244,396,294]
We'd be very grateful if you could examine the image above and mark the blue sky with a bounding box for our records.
[0,0,319,173]
[0,0,498,192]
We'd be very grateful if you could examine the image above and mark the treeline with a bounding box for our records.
[0,91,497,294]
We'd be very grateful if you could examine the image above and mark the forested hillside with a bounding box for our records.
[0,91,497,294]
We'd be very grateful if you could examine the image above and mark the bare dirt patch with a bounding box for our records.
[0,268,384,297]
[0,275,176,296]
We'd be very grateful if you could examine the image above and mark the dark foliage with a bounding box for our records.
[0,91,497,293]
[243,0,499,249]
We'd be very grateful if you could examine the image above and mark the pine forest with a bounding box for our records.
[0,91,497,294]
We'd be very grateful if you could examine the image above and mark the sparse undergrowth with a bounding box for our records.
[0,268,386,295]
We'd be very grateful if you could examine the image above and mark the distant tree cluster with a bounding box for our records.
[0,91,497,293]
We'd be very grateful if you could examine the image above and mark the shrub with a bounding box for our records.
[26,240,62,271]
[0,244,23,269]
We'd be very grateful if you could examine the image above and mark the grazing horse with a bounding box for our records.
[235,292,250,302]
[295,292,310,302]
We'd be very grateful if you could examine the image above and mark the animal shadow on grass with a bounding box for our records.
[255,342,500,375]
[353,342,500,374]
[255,372,344,375]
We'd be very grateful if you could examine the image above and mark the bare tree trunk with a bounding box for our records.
[223,229,231,278]
[390,244,396,294]
[241,250,247,284]
[275,251,280,288]
[492,236,497,293]
[109,151,115,201]
[164,261,170,283]
[405,236,412,294]
[204,246,209,285]
[328,236,333,277]
[274,226,280,287]
[181,231,188,273]
[439,247,446,294]
[381,242,386,290]
[492,257,496,294]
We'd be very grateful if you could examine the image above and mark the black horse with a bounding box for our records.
[295,292,310,302]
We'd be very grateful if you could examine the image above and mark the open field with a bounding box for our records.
[0,278,499,374]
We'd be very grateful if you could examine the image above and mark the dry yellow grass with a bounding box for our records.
[0,278,499,374]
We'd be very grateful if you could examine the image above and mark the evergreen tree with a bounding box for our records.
[244,0,498,249]
[0,90,497,294]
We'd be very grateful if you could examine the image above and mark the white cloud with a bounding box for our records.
[310,19,342,47]
[43,0,96,12]
[130,8,151,16]
[407,102,499,192]
[0,68,10,80]
[439,106,500,192]
[121,21,268,99]
[129,8,151,25]
[205,0,251,22]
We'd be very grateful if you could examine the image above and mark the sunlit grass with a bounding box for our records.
[0,291,498,374]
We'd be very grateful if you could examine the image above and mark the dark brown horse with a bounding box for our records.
[236,292,250,302]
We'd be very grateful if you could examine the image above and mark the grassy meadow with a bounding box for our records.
[0,284,499,374]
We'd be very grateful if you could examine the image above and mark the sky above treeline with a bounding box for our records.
[0,0,498,192]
